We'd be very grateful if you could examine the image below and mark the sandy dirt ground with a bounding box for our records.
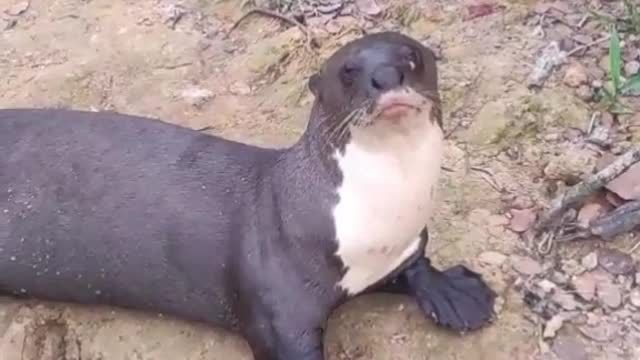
[1,0,639,359]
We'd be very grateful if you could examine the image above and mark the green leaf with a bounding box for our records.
[620,74,640,95]
[598,87,614,103]
[609,26,622,95]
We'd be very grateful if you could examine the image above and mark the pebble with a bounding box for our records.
[629,289,640,308]
[596,280,622,309]
[538,279,557,293]
[561,259,585,276]
[563,62,590,87]
[543,148,596,183]
[598,248,636,275]
[586,312,600,326]
[228,82,252,96]
[552,333,589,360]
[581,252,598,271]
[552,289,580,311]
[478,251,508,266]
[551,271,570,285]
[624,60,640,76]
[543,313,566,339]
[579,322,621,342]
[511,255,544,276]
[575,85,592,101]
[180,87,214,107]
[572,273,597,301]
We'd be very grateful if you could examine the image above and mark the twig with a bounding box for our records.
[470,166,505,193]
[531,148,640,237]
[566,35,610,57]
[557,200,640,242]
[226,7,316,54]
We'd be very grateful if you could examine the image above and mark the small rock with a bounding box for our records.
[629,289,640,308]
[229,82,252,95]
[355,0,382,16]
[543,147,596,182]
[538,279,557,293]
[586,312,600,326]
[598,248,636,275]
[577,200,610,228]
[575,85,592,101]
[511,255,544,276]
[508,208,537,233]
[596,280,622,309]
[551,271,570,285]
[543,313,566,339]
[552,333,589,360]
[478,251,508,266]
[579,322,621,342]
[581,252,598,270]
[635,272,640,285]
[5,1,29,16]
[605,162,640,201]
[511,195,534,209]
[552,289,580,311]
[563,62,589,87]
[624,60,640,76]
[561,259,585,276]
[572,273,597,301]
[180,87,213,107]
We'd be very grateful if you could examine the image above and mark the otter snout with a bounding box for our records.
[371,65,404,92]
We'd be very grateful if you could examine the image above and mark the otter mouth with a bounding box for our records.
[370,89,426,121]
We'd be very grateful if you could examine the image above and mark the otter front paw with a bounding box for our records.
[410,262,497,332]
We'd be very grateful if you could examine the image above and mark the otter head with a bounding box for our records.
[307,31,441,149]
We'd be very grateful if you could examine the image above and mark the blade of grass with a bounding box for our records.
[609,26,622,96]
[620,74,640,95]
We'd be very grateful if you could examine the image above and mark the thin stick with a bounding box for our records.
[226,8,316,53]
[566,35,610,57]
[531,148,640,236]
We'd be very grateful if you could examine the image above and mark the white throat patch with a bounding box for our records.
[332,106,444,296]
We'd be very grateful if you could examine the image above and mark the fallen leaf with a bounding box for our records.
[355,0,382,16]
[605,162,640,200]
[508,208,537,233]
[465,3,498,20]
[4,1,29,16]
[604,190,626,208]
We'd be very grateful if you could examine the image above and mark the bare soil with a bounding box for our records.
[1,0,639,359]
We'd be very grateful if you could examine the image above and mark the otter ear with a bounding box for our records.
[308,73,321,96]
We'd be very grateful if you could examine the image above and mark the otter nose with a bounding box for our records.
[371,65,404,91]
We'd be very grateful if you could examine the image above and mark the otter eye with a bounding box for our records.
[401,46,420,71]
[340,62,360,85]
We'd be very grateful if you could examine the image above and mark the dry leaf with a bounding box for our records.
[604,190,626,208]
[465,3,498,20]
[605,162,640,200]
[508,208,537,233]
